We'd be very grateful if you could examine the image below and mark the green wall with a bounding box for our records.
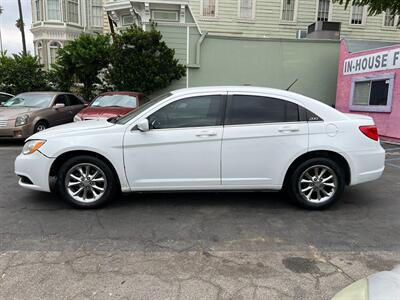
[188,36,339,105]
[156,26,339,105]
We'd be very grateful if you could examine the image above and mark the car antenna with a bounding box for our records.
[286,79,298,91]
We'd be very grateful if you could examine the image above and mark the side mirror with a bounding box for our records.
[53,103,65,109]
[136,119,149,132]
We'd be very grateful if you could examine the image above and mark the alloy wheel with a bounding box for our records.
[65,163,107,203]
[298,165,338,204]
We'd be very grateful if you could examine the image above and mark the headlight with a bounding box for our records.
[15,114,29,127]
[73,115,82,122]
[22,140,46,155]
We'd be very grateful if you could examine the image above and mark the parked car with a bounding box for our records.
[15,86,385,209]
[0,92,86,139]
[0,92,14,105]
[74,91,143,121]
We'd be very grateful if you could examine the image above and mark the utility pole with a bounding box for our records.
[17,0,27,55]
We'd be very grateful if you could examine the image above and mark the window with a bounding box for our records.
[151,10,179,22]
[281,0,296,22]
[239,0,253,19]
[37,42,43,64]
[54,95,70,106]
[148,95,223,129]
[66,0,79,23]
[47,0,61,20]
[350,4,365,25]
[350,75,394,112]
[68,95,83,106]
[49,41,62,65]
[202,0,216,17]
[226,95,300,125]
[92,0,103,27]
[317,0,330,21]
[384,9,397,27]
[122,15,134,26]
[35,0,43,21]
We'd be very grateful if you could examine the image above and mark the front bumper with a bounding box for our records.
[348,146,386,186]
[0,122,33,139]
[15,150,55,192]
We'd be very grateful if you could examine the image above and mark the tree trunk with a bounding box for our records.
[17,0,27,55]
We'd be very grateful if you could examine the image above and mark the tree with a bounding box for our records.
[17,0,27,55]
[0,53,49,95]
[333,0,400,17]
[52,33,111,100]
[107,25,186,94]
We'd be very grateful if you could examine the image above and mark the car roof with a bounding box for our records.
[0,92,14,97]
[171,86,304,98]
[16,91,73,96]
[171,86,346,121]
[99,91,144,96]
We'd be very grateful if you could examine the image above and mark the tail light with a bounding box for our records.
[359,125,379,141]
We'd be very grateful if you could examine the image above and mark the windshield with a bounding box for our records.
[91,94,137,108]
[116,92,172,124]
[3,93,53,108]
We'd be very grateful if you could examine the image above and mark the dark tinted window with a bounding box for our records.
[148,95,223,129]
[0,94,12,103]
[226,95,299,125]
[68,94,83,106]
[54,95,70,106]
[299,106,323,122]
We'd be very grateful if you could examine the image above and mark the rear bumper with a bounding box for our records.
[348,146,386,186]
[0,124,33,139]
[14,150,55,192]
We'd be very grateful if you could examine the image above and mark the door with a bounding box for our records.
[50,94,71,126]
[67,94,86,119]
[221,93,309,188]
[123,94,226,190]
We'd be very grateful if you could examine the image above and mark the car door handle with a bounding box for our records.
[278,126,300,133]
[196,130,217,137]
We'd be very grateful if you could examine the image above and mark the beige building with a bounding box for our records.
[30,0,104,69]
[104,0,400,41]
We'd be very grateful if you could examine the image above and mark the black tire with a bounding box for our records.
[286,157,345,210]
[56,155,118,208]
[34,121,48,133]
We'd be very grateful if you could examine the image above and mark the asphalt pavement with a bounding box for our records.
[0,141,399,299]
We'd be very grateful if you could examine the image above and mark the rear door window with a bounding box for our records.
[226,95,300,125]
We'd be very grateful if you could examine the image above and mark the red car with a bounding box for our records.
[74,92,143,121]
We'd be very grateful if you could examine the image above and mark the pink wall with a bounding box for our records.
[336,40,400,141]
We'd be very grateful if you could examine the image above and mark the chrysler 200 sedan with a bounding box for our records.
[14,87,385,209]
[0,92,86,139]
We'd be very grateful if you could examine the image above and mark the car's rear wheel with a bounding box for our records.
[56,155,118,208]
[287,158,345,209]
[34,121,48,133]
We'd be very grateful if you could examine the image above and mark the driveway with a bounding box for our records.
[0,141,399,299]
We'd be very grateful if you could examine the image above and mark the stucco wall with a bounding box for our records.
[336,40,400,140]
[187,36,339,105]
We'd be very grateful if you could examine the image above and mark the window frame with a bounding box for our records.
[349,4,367,26]
[224,93,306,126]
[349,73,395,113]
[200,0,218,18]
[237,0,256,20]
[35,0,43,22]
[46,0,62,21]
[48,41,62,66]
[66,0,80,24]
[315,0,332,22]
[151,10,180,22]
[146,94,227,130]
[382,9,399,28]
[280,0,298,23]
[91,0,103,27]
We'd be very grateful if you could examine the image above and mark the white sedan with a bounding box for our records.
[15,86,385,209]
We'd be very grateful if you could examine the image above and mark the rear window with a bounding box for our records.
[226,95,300,125]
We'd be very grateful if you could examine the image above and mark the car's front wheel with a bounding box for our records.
[56,155,118,208]
[287,158,345,209]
